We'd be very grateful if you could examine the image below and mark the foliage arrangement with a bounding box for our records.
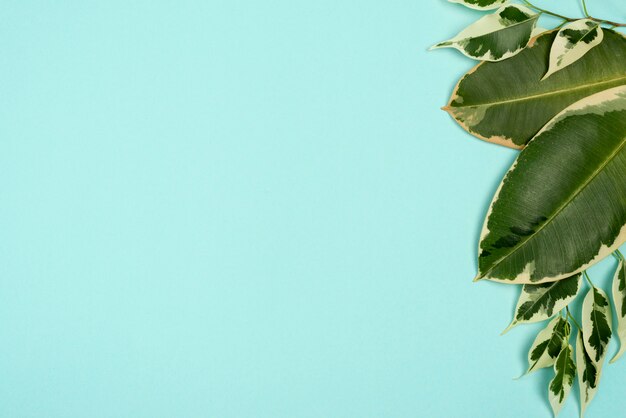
[431,0,626,416]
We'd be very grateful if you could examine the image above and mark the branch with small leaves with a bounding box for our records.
[431,0,626,416]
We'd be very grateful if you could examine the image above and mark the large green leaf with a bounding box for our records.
[525,315,570,374]
[548,343,575,417]
[476,86,626,283]
[445,29,626,148]
[576,330,599,417]
[582,286,612,364]
[431,5,538,62]
[504,275,581,332]
[611,257,626,363]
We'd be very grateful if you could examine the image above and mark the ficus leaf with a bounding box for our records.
[504,274,581,332]
[447,0,509,11]
[611,256,626,363]
[476,86,626,283]
[542,19,603,80]
[582,286,612,365]
[431,5,538,61]
[445,30,626,148]
[548,343,575,417]
[525,315,570,374]
[576,330,600,417]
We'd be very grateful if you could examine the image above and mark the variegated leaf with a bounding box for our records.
[576,330,599,417]
[448,0,508,11]
[476,86,626,283]
[431,5,538,61]
[582,286,612,364]
[611,257,626,363]
[542,19,604,80]
[548,343,575,417]
[504,274,581,332]
[525,316,570,374]
[445,30,626,148]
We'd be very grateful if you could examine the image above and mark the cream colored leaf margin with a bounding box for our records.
[611,258,626,363]
[576,330,600,418]
[448,0,509,11]
[582,287,612,365]
[549,343,575,417]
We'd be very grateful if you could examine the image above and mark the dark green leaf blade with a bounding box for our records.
[477,86,626,283]
[504,275,581,331]
[611,258,626,363]
[549,343,576,416]
[582,286,612,364]
[446,30,626,148]
[576,330,600,417]
[525,316,570,374]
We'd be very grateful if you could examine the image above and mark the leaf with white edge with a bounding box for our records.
[448,0,508,11]
[431,5,538,62]
[504,274,581,332]
[549,343,575,417]
[582,286,612,364]
[576,330,599,417]
[476,86,626,283]
[525,316,570,374]
[611,257,626,363]
[446,30,626,148]
[542,19,604,80]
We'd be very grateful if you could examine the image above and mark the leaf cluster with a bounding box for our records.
[432,1,626,416]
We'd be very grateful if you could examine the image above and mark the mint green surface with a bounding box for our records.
[1,1,624,417]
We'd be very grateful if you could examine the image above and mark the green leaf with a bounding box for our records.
[582,286,612,364]
[542,19,603,80]
[476,86,626,283]
[448,0,509,11]
[445,30,626,148]
[548,343,575,417]
[431,5,538,61]
[611,257,626,363]
[525,316,570,374]
[504,275,581,332]
[576,330,599,417]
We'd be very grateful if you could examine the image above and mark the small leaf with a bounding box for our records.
[543,19,604,80]
[525,316,570,374]
[448,0,509,11]
[504,274,581,332]
[549,343,576,417]
[576,330,600,417]
[582,286,612,364]
[431,5,538,61]
[610,257,626,363]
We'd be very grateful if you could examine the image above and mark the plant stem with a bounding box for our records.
[583,271,594,287]
[566,307,582,331]
[581,0,590,17]
[522,0,626,27]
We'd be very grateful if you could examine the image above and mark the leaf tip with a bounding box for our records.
[501,321,516,335]
[610,350,623,364]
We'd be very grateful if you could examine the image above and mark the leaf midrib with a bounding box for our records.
[449,76,626,109]
[480,134,626,281]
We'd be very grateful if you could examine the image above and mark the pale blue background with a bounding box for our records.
[1,1,625,417]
